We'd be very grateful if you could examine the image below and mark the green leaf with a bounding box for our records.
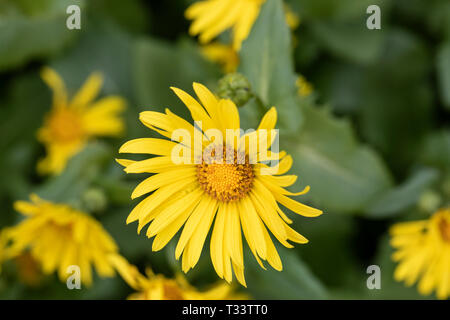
[133,37,220,117]
[0,72,49,200]
[35,142,111,204]
[287,105,393,214]
[245,247,327,299]
[365,168,439,218]
[311,21,385,64]
[356,29,433,175]
[239,0,302,133]
[437,42,450,110]
[294,0,390,21]
[0,0,84,71]
[419,130,450,170]
[51,18,134,100]
[88,0,150,34]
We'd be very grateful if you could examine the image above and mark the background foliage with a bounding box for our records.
[0,0,448,299]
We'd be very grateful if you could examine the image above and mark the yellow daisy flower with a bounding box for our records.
[37,67,126,175]
[5,194,120,286]
[110,255,246,300]
[185,0,266,51]
[201,42,239,73]
[117,82,323,286]
[296,75,313,97]
[390,207,450,299]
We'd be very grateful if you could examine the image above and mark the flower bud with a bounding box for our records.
[218,73,252,107]
[82,188,107,213]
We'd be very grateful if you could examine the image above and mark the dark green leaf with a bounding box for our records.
[437,42,450,109]
[0,0,84,71]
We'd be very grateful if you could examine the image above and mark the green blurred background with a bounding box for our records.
[0,0,449,299]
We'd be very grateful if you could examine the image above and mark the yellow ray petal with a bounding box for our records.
[41,67,67,108]
[210,203,227,278]
[71,72,103,109]
[131,167,197,199]
[119,138,178,155]
[275,193,323,217]
[187,200,218,269]
[175,196,215,260]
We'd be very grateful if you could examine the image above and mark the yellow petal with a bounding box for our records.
[41,67,67,108]
[275,193,323,217]
[119,138,178,155]
[71,72,103,109]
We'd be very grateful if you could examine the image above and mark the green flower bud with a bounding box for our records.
[82,188,107,213]
[218,73,252,107]
[418,190,442,214]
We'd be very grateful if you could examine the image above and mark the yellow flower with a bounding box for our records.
[117,82,322,286]
[37,67,126,175]
[110,255,246,300]
[296,75,313,97]
[201,42,240,73]
[6,194,120,286]
[186,0,266,51]
[390,208,450,299]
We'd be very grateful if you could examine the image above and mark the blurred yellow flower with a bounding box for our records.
[390,207,450,299]
[37,67,126,175]
[6,194,120,286]
[186,0,266,51]
[110,255,246,300]
[296,75,313,97]
[201,42,239,73]
[284,3,300,30]
[117,82,322,286]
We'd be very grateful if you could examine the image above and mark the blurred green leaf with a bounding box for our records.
[356,29,433,175]
[51,18,134,99]
[240,0,302,133]
[419,130,450,170]
[0,72,49,200]
[88,0,149,34]
[365,168,439,218]
[245,247,327,299]
[437,42,450,109]
[35,142,110,204]
[133,37,220,118]
[287,105,393,214]
[294,0,390,21]
[311,21,385,64]
[0,0,84,71]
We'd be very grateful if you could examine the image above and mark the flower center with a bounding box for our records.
[197,146,254,202]
[48,109,83,143]
[438,217,450,243]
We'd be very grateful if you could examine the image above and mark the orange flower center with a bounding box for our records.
[197,146,254,202]
[48,109,83,143]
